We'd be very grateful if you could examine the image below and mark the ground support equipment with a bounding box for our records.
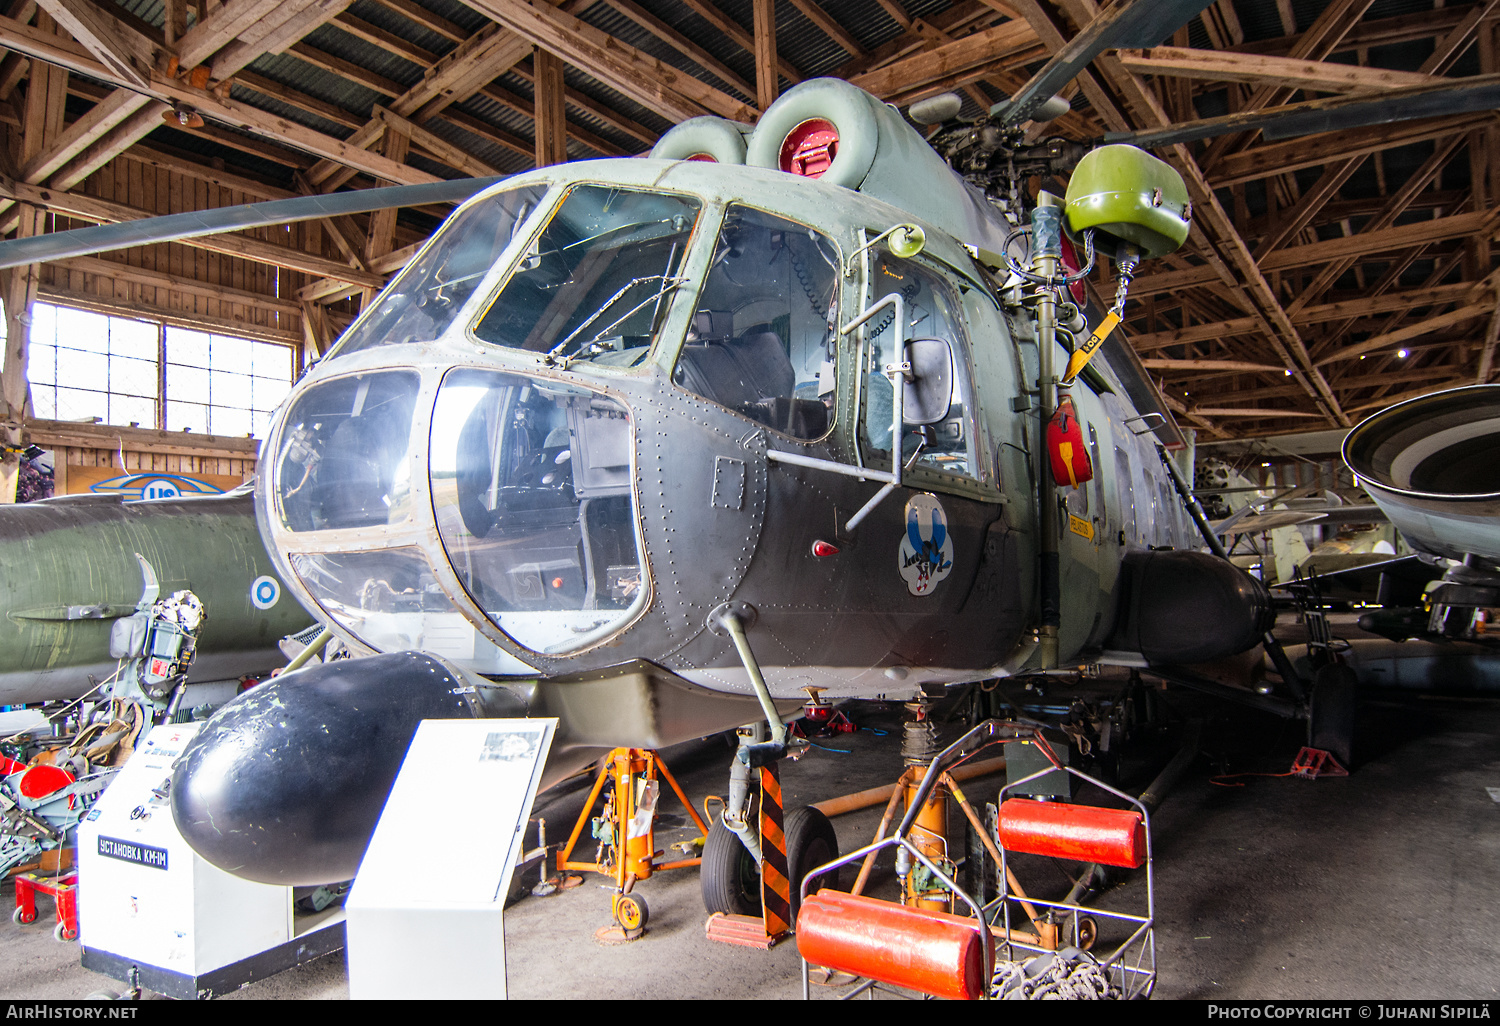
[555,746,710,941]
[795,719,1043,999]
[13,869,78,941]
[994,764,1156,999]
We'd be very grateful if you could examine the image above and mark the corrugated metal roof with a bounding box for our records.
[302,22,427,95]
[347,0,456,59]
[248,52,386,122]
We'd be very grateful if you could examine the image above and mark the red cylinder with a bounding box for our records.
[795,890,988,1001]
[999,799,1146,868]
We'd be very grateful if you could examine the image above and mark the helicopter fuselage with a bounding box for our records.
[256,158,1204,701]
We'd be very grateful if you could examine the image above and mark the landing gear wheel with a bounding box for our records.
[701,818,762,916]
[12,906,34,926]
[53,920,76,943]
[614,893,648,932]
[1308,663,1356,767]
[785,806,840,922]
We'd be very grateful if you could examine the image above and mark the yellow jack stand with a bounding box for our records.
[556,747,710,943]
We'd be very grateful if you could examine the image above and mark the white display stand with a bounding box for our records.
[346,718,556,1000]
[77,723,346,999]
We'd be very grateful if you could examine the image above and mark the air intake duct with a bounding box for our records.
[649,116,752,163]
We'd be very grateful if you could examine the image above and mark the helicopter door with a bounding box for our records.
[855,255,1000,640]
[859,254,981,481]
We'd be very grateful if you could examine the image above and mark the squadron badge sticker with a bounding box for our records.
[899,493,954,595]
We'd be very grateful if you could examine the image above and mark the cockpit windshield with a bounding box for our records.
[471,186,701,367]
[332,185,549,358]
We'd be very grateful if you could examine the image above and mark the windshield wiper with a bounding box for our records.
[546,275,687,363]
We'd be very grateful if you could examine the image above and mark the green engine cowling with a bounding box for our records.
[1064,144,1191,259]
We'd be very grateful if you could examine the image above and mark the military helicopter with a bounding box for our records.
[0,0,1483,903]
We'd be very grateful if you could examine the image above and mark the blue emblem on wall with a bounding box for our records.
[89,474,226,501]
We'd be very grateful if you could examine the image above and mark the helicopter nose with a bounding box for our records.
[170,651,490,886]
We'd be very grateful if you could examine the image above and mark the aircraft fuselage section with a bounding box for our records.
[257,159,1195,698]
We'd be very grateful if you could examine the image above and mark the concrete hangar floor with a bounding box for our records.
[2,662,1498,1001]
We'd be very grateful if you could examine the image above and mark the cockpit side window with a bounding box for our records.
[332,186,549,358]
[670,205,840,441]
[860,255,978,478]
[471,186,702,367]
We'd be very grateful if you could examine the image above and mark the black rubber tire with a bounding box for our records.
[1308,662,1357,767]
[785,805,840,923]
[701,817,762,916]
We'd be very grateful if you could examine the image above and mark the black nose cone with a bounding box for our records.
[171,650,478,885]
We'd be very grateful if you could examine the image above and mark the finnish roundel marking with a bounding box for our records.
[898,493,954,596]
[250,576,280,610]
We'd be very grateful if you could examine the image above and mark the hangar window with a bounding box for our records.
[18,302,294,438]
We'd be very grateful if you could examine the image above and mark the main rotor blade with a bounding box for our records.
[0,177,505,271]
[998,0,1217,125]
[1104,74,1500,150]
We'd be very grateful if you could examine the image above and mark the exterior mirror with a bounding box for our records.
[903,338,953,426]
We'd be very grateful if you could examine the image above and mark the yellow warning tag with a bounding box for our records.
[1058,441,1078,487]
[1062,311,1122,384]
[1068,514,1094,541]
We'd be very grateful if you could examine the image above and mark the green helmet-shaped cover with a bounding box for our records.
[1064,144,1191,259]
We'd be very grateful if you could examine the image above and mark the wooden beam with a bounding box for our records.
[32,0,155,88]
[602,0,756,98]
[848,19,1038,99]
[17,88,148,184]
[1199,0,1377,170]
[174,0,284,69]
[1211,113,1494,186]
[211,0,358,80]
[754,0,776,113]
[300,298,333,357]
[506,62,658,146]
[1116,46,1436,95]
[371,0,465,44]
[1130,317,1261,350]
[297,240,420,302]
[0,179,387,287]
[1135,206,1500,294]
[471,83,624,156]
[533,47,567,168]
[47,100,168,191]
[785,0,864,60]
[49,254,303,316]
[1142,358,1287,374]
[466,0,752,123]
[1283,136,1469,315]
[1317,304,1494,364]
[1230,5,1473,57]
[1190,407,1325,418]
[0,14,438,185]
[38,284,303,345]
[673,0,801,84]
[1476,301,1500,382]
[374,105,503,177]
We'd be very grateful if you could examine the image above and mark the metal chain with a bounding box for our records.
[992,949,1119,1000]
